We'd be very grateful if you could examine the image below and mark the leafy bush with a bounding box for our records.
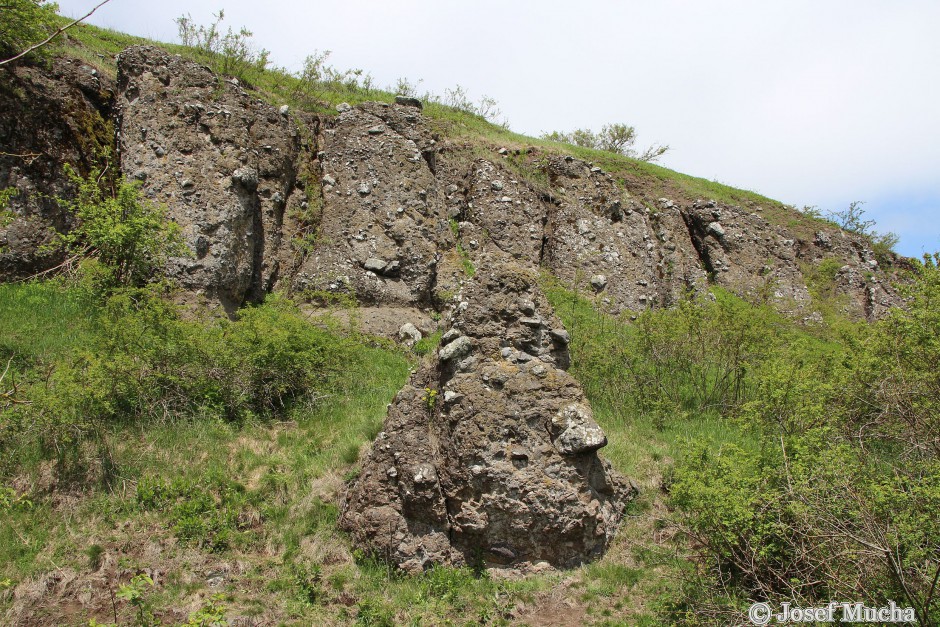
[55,165,185,291]
[663,258,940,625]
[0,0,59,61]
[669,435,940,626]
[846,253,940,458]
[0,286,356,477]
[541,123,669,162]
[546,281,782,417]
[826,200,898,264]
[290,49,374,108]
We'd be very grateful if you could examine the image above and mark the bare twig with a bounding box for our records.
[0,151,42,165]
[0,0,115,67]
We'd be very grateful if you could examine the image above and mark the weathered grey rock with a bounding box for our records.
[440,328,461,345]
[289,101,456,306]
[550,328,571,344]
[591,274,608,291]
[707,221,726,238]
[340,259,634,572]
[4,50,905,324]
[394,95,423,109]
[364,257,387,272]
[0,57,116,280]
[438,335,471,361]
[232,167,258,191]
[398,323,422,346]
[551,404,608,455]
[116,46,308,310]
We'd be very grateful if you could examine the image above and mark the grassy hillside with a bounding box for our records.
[4,261,937,624]
[0,12,935,626]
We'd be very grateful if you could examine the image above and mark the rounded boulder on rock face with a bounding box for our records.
[364,257,387,272]
[398,323,422,346]
[590,274,608,291]
[440,328,461,345]
[231,167,258,191]
[551,403,608,455]
[394,95,423,110]
[438,335,472,361]
[707,221,726,238]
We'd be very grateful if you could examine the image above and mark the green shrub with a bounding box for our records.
[0,0,60,61]
[175,10,269,85]
[136,473,255,552]
[669,434,940,625]
[541,123,669,162]
[546,281,782,417]
[55,165,186,291]
[664,259,940,624]
[183,594,227,626]
[0,286,357,478]
[847,253,940,458]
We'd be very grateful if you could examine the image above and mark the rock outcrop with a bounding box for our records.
[0,45,913,573]
[2,46,905,322]
[287,100,455,307]
[115,46,314,311]
[339,258,635,572]
[0,57,115,279]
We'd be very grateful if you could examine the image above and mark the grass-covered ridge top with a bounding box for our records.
[49,15,853,245]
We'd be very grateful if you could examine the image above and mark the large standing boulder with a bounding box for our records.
[340,258,635,572]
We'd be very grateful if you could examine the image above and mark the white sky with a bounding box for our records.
[57,0,940,256]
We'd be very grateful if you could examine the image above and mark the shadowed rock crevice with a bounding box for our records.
[680,204,718,278]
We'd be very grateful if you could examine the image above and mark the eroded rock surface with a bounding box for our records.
[340,259,636,572]
[3,46,905,325]
[116,46,314,311]
[288,100,455,307]
[0,57,115,279]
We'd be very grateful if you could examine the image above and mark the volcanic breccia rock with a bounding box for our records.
[0,45,908,570]
[338,259,636,572]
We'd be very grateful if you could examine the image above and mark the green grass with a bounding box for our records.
[0,280,94,369]
[0,280,552,623]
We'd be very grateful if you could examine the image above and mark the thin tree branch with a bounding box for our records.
[0,0,114,67]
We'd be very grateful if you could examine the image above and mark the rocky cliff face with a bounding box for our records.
[0,46,907,571]
[2,46,902,321]
[115,46,316,311]
[0,57,114,279]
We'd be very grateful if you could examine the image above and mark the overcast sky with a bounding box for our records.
[58,0,940,257]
